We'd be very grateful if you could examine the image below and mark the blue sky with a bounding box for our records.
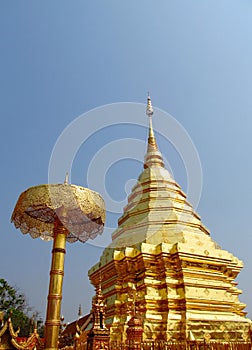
[1,1,252,323]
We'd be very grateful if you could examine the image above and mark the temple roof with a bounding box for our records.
[61,314,91,338]
[0,317,41,350]
[110,95,209,248]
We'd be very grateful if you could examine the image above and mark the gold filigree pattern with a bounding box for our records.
[11,184,105,243]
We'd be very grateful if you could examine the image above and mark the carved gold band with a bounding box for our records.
[52,247,66,254]
[50,269,64,276]
[47,294,62,300]
[45,320,61,326]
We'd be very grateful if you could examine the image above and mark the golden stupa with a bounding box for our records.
[89,95,251,342]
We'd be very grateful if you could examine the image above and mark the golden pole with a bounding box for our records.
[44,217,68,350]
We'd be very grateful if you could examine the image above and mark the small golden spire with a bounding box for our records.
[97,271,102,296]
[92,272,107,330]
[146,93,158,151]
[64,172,69,184]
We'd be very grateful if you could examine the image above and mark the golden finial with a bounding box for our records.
[98,271,102,294]
[64,172,69,184]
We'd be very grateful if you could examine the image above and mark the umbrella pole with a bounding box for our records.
[44,217,68,350]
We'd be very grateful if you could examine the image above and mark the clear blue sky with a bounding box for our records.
[1,1,252,323]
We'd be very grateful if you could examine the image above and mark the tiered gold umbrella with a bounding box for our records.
[11,183,105,350]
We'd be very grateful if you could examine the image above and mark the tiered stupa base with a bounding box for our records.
[89,234,251,342]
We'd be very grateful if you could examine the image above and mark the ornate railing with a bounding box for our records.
[108,341,252,350]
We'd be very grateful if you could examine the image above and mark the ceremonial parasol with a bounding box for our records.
[11,182,105,350]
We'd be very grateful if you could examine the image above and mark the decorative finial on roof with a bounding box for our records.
[78,304,82,318]
[64,172,69,184]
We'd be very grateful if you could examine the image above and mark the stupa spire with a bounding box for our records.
[144,93,165,168]
[146,92,157,151]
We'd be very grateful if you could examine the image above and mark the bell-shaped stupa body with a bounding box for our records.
[89,96,251,342]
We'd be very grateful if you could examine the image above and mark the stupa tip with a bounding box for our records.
[146,92,154,117]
